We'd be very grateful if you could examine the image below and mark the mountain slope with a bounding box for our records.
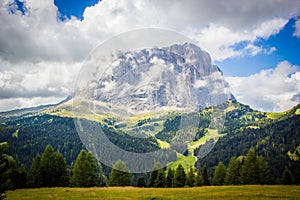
[75,42,231,116]
[195,103,300,181]
[0,99,299,182]
[0,42,299,181]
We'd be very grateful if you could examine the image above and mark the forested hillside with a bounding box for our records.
[196,103,300,182]
[0,114,161,170]
[0,100,299,184]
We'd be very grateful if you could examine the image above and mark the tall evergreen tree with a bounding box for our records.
[155,169,166,188]
[53,152,69,186]
[137,176,146,187]
[295,162,300,185]
[40,145,56,187]
[240,148,260,184]
[212,162,226,186]
[12,164,27,189]
[108,160,132,186]
[40,145,69,187]
[185,167,195,187]
[87,152,106,186]
[0,142,15,199]
[202,166,210,186]
[195,168,204,186]
[282,166,293,185]
[166,168,174,188]
[224,157,241,185]
[70,150,105,187]
[172,164,186,187]
[27,154,42,188]
[148,162,161,187]
[257,156,271,184]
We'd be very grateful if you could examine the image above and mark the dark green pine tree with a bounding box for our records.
[137,176,146,187]
[40,145,69,187]
[202,166,210,186]
[195,168,204,186]
[282,166,293,185]
[257,156,271,184]
[185,167,195,187]
[11,164,27,189]
[108,160,132,186]
[154,169,166,188]
[295,162,300,185]
[166,168,174,188]
[240,148,260,184]
[0,142,16,200]
[172,164,186,187]
[86,152,106,186]
[27,154,42,187]
[148,162,161,187]
[40,145,56,187]
[53,151,69,186]
[212,162,226,186]
[224,157,241,185]
[70,150,104,187]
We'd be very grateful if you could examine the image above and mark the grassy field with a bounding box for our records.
[167,153,196,171]
[6,185,300,200]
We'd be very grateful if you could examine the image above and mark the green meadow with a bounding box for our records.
[6,185,300,200]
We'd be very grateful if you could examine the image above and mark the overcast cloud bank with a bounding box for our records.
[0,0,300,111]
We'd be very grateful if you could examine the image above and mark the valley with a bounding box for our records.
[0,98,299,183]
[0,43,299,192]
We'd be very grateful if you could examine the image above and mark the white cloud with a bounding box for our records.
[0,97,65,112]
[188,18,287,60]
[226,61,300,112]
[1,0,300,111]
[253,18,288,39]
[294,19,300,37]
[0,58,81,111]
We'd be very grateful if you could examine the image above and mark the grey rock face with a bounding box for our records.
[87,43,231,114]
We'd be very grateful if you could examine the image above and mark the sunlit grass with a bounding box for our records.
[167,153,196,171]
[266,112,285,119]
[188,129,223,152]
[6,186,300,200]
[157,139,170,149]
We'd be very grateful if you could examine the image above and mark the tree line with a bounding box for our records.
[1,106,299,186]
[195,111,300,182]
[2,143,300,199]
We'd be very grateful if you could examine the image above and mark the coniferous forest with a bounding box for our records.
[1,142,300,197]
[0,101,300,199]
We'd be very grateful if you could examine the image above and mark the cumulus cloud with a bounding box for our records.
[0,96,65,111]
[226,61,300,112]
[1,60,80,96]
[2,0,298,62]
[0,58,81,111]
[294,19,300,37]
[1,0,300,111]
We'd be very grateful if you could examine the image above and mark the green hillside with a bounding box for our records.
[0,100,299,183]
[196,103,300,181]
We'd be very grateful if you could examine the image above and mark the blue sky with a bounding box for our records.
[54,0,300,76]
[217,18,300,76]
[0,0,299,112]
[54,0,99,20]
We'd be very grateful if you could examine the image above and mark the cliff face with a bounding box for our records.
[86,43,231,114]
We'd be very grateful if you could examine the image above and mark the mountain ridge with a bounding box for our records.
[0,42,299,181]
[75,42,231,117]
[0,98,299,177]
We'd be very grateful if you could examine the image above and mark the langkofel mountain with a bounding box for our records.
[0,43,299,182]
[77,43,231,115]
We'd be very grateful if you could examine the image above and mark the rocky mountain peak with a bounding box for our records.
[82,43,231,115]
